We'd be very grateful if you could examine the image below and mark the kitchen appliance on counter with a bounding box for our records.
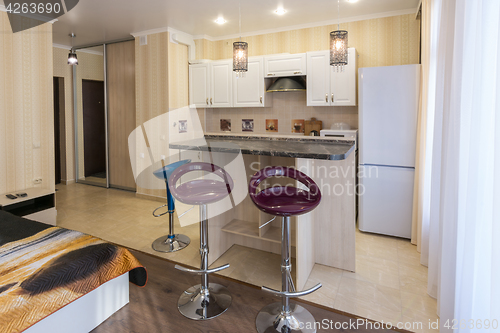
[305,117,322,136]
[320,128,357,150]
[330,122,352,130]
[358,64,420,239]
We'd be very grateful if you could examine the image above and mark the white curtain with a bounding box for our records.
[415,0,500,331]
[411,0,439,268]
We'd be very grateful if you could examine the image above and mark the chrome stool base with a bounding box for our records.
[152,234,190,253]
[178,283,232,320]
[256,302,317,333]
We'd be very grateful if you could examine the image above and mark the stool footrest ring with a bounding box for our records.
[261,283,322,298]
[174,263,230,275]
[153,204,170,217]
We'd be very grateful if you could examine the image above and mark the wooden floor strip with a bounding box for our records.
[91,249,407,333]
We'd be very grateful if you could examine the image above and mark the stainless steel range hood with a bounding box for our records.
[266,77,306,92]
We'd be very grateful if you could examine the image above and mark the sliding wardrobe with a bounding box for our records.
[74,40,136,191]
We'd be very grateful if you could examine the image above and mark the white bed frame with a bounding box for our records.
[24,272,129,333]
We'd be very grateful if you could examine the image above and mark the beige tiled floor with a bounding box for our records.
[55,183,438,332]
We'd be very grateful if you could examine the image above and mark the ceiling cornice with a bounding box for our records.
[77,49,104,56]
[53,43,71,50]
[53,43,103,55]
[131,27,169,38]
[192,34,215,42]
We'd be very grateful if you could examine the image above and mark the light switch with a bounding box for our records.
[140,153,145,158]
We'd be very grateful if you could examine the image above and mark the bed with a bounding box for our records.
[0,210,148,333]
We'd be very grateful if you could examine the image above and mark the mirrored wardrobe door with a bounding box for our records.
[74,45,108,187]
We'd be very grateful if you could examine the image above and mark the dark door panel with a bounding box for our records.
[82,79,106,178]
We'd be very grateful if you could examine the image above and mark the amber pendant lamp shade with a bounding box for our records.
[330,30,348,68]
[233,41,248,76]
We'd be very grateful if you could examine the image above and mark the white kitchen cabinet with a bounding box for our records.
[189,63,210,108]
[210,60,233,107]
[306,51,330,106]
[331,48,357,106]
[189,60,232,108]
[306,48,357,106]
[233,57,272,107]
[264,53,306,78]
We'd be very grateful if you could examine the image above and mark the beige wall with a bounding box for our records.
[195,14,420,66]
[0,12,55,194]
[168,39,205,133]
[134,32,169,197]
[53,47,75,183]
[168,40,188,110]
[197,13,420,133]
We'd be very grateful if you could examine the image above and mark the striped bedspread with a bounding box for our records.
[0,211,147,333]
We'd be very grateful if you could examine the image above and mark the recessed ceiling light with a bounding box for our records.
[215,17,226,24]
[275,8,286,15]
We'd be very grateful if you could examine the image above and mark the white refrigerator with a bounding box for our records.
[358,64,420,239]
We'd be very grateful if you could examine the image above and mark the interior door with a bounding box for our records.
[210,61,232,107]
[82,79,106,178]
[233,58,263,107]
[107,41,137,191]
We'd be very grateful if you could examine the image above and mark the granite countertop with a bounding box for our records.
[170,134,355,160]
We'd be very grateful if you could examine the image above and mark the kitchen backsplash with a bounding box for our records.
[205,91,358,135]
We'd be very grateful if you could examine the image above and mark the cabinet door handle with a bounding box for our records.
[294,71,302,75]
[325,94,328,103]
[331,94,334,103]
[267,73,275,76]
[206,98,209,105]
[260,96,263,104]
[210,98,212,105]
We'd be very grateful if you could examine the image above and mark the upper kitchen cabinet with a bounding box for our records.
[306,48,357,106]
[331,48,357,106]
[264,53,306,77]
[233,57,272,107]
[189,63,210,108]
[189,60,233,108]
[210,60,233,107]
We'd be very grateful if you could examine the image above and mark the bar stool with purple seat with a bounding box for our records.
[168,162,233,320]
[151,159,191,253]
[249,166,323,333]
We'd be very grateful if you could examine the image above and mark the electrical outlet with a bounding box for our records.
[33,178,42,184]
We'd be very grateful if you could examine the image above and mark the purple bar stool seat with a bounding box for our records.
[249,166,322,333]
[168,162,233,320]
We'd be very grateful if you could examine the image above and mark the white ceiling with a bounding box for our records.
[2,0,420,47]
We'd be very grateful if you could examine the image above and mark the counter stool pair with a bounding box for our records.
[154,160,322,333]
